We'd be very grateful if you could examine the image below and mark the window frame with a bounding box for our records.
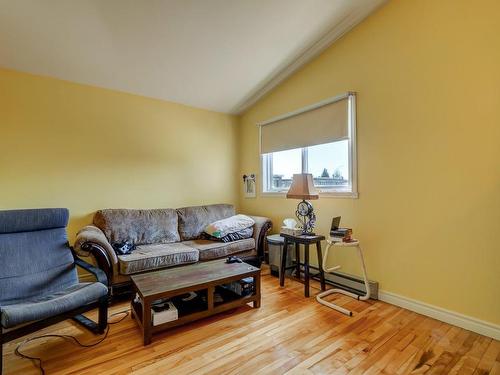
[260,93,358,198]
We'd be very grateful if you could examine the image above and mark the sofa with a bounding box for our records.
[73,204,272,295]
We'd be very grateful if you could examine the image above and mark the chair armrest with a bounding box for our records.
[74,225,117,284]
[73,256,108,286]
[247,215,272,259]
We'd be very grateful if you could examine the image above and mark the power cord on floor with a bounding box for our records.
[14,309,130,375]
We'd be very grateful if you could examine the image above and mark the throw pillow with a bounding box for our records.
[204,214,255,239]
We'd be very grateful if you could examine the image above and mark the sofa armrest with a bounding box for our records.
[74,225,117,284]
[247,215,272,259]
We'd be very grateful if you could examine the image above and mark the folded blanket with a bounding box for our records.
[205,227,254,243]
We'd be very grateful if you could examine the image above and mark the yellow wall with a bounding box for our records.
[1,0,499,326]
[238,0,500,324]
[0,68,239,240]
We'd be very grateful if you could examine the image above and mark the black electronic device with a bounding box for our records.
[112,240,136,255]
[151,302,171,313]
[330,216,341,232]
[226,256,243,264]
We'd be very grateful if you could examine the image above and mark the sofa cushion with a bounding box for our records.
[177,204,235,241]
[117,243,199,275]
[1,282,107,328]
[94,209,180,245]
[182,238,255,261]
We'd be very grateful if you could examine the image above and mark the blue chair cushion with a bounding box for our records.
[0,208,78,304]
[0,282,108,328]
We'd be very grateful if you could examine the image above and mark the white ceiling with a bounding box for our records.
[0,0,385,113]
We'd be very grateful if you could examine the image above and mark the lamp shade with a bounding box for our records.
[286,173,319,200]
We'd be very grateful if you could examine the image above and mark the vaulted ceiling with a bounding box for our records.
[0,0,385,113]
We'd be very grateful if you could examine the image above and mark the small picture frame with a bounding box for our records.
[243,174,256,198]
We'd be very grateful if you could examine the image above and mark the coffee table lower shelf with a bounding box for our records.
[131,292,259,338]
[130,261,261,345]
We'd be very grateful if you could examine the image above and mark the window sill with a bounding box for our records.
[261,191,358,199]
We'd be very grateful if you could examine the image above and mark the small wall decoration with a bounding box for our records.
[243,174,256,198]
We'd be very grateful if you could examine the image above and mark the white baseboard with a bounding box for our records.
[378,290,500,340]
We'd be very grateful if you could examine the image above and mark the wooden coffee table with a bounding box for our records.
[130,259,261,345]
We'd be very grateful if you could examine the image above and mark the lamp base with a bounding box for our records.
[296,200,317,235]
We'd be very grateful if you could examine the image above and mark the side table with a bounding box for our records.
[279,233,326,297]
[316,239,370,316]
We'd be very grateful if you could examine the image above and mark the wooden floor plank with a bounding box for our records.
[473,339,500,375]
[2,272,498,375]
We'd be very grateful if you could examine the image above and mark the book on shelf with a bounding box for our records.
[222,277,254,297]
[330,228,353,242]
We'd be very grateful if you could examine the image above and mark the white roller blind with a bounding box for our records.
[260,94,350,154]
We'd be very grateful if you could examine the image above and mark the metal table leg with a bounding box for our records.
[316,240,370,316]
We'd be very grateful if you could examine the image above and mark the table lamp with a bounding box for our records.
[286,173,319,234]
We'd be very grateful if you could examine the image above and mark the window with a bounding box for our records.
[260,93,357,197]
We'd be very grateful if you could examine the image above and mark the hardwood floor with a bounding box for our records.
[3,271,499,374]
